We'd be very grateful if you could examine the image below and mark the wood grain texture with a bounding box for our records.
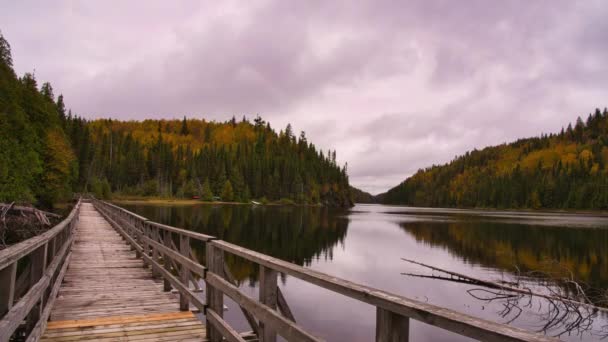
[41,202,205,342]
[85,199,559,342]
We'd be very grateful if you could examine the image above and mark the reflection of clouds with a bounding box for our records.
[124,202,606,341]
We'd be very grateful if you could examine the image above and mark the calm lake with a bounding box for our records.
[118,203,608,341]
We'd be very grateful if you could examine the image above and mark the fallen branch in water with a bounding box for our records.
[0,203,63,249]
[0,203,61,220]
[401,258,608,338]
[401,258,607,312]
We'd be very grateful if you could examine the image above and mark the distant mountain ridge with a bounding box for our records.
[379,108,608,210]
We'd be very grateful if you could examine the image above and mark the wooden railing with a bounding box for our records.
[92,199,556,342]
[0,199,81,342]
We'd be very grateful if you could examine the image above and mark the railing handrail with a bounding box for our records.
[147,221,216,242]
[91,199,558,342]
[0,198,81,342]
[0,201,80,271]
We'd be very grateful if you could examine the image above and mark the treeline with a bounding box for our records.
[0,34,76,206]
[381,108,608,209]
[0,33,352,208]
[349,186,376,203]
[81,118,352,206]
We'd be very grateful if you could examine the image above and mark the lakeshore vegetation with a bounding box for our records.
[380,108,608,210]
[0,33,352,208]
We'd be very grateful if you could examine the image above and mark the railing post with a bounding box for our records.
[163,230,172,292]
[179,234,191,311]
[376,308,409,342]
[134,217,142,259]
[259,265,278,342]
[205,243,224,342]
[28,243,48,328]
[142,221,150,268]
[0,263,17,317]
[151,225,160,277]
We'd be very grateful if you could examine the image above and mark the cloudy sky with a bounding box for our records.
[2,1,607,194]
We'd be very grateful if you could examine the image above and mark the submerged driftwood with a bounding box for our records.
[0,202,63,248]
[401,258,608,338]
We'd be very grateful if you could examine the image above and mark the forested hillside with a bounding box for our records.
[0,34,76,206]
[81,118,352,206]
[349,186,376,203]
[381,109,608,209]
[0,33,352,208]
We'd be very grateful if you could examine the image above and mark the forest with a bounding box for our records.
[381,108,608,209]
[0,33,352,208]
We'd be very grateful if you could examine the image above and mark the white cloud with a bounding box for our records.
[2,0,607,194]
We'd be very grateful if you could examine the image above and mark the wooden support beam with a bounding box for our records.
[0,235,72,341]
[163,230,172,292]
[277,287,296,323]
[259,265,278,342]
[142,221,150,268]
[224,264,260,335]
[151,225,160,277]
[205,244,224,342]
[206,308,247,342]
[143,236,205,277]
[26,252,71,342]
[206,272,321,342]
[29,243,48,326]
[0,263,17,317]
[376,307,409,342]
[179,234,191,311]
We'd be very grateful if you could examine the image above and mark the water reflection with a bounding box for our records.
[118,202,608,341]
[120,204,350,282]
[398,219,608,304]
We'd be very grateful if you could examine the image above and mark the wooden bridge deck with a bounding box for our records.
[2,198,557,341]
[41,203,206,341]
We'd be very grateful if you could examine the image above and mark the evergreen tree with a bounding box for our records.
[180,116,189,135]
[201,178,213,201]
[221,180,234,202]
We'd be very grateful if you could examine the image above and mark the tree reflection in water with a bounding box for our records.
[121,204,350,283]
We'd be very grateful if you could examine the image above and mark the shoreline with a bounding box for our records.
[354,202,608,216]
[109,197,325,207]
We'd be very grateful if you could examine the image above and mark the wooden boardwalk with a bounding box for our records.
[1,198,557,342]
[41,203,206,341]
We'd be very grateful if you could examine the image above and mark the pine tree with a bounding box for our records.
[201,178,213,201]
[0,32,13,67]
[221,180,234,202]
[180,116,189,135]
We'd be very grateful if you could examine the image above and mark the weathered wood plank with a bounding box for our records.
[179,234,191,311]
[143,235,205,277]
[26,252,72,342]
[0,233,73,341]
[224,263,260,335]
[83,199,558,342]
[211,240,557,342]
[0,200,80,270]
[46,311,197,330]
[206,272,322,342]
[277,287,296,323]
[259,265,278,342]
[205,243,224,342]
[206,308,247,342]
[0,262,17,316]
[40,202,206,341]
[376,307,409,342]
[147,221,215,243]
